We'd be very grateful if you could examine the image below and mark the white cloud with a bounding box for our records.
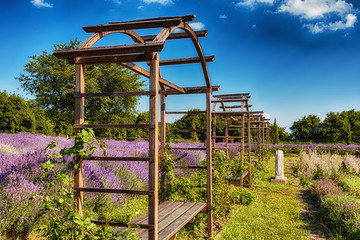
[304,13,357,33]
[142,0,173,5]
[31,0,53,8]
[235,0,274,8]
[138,5,144,9]
[189,22,205,30]
[106,0,121,4]
[278,0,353,19]
[219,14,228,19]
[252,24,257,29]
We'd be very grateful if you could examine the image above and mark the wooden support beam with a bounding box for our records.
[160,85,220,95]
[159,56,215,66]
[165,111,206,114]
[148,53,159,240]
[142,30,207,41]
[83,18,183,33]
[74,124,154,129]
[74,187,154,195]
[160,94,166,203]
[212,99,249,103]
[74,91,154,98]
[75,54,148,65]
[213,93,250,98]
[53,42,165,59]
[206,91,213,237]
[120,62,185,93]
[108,15,195,24]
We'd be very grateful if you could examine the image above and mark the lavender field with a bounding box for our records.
[0,132,211,238]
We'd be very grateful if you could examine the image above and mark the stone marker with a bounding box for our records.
[271,150,287,184]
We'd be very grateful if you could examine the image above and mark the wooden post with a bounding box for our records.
[212,115,216,149]
[160,94,166,203]
[240,114,244,188]
[247,113,252,188]
[149,53,159,240]
[74,64,85,216]
[206,91,213,237]
[262,117,265,161]
[225,118,229,158]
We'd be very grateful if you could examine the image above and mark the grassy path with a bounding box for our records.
[217,155,328,240]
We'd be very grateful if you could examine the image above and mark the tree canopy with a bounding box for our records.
[17,40,145,135]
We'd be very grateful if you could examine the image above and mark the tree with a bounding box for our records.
[171,109,207,142]
[290,115,322,141]
[17,40,144,135]
[0,91,54,134]
[270,118,280,144]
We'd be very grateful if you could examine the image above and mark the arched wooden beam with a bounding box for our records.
[152,22,212,89]
[79,29,145,49]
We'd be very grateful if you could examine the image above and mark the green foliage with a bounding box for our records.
[17,39,145,136]
[290,114,322,142]
[270,118,280,143]
[32,129,138,239]
[231,187,256,206]
[0,91,54,134]
[170,109,206,142]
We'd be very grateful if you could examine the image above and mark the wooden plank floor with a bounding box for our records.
[116,201,206,240]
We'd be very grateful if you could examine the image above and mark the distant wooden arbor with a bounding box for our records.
[211,93,252,187]
[53,15,217,240]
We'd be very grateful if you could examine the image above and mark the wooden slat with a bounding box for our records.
[214,136,243,139]
[171,147,206,151]
[53,42,165,59]
[109,15,195,24]
[88,156,154,162]
[174,166,207,169]
[167,129,206,133]
[159,56,215,66]
[92,220,153,229]
[83,18,182,33]
[160,85,220,95]
[157,202,207,240]
[75,54,148,65]
[74,187,154,195]
[212,111,248,116]
[213,93,250,98]
[165,111,206,114]
[142,30,207,42]
[211,99,248,103]
[73,124,154,129]
[74,91,153,98]
[224,105,252,109]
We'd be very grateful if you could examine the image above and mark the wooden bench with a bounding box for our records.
[116,201,206,240]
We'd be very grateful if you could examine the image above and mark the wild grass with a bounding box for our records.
[217,156,309,240]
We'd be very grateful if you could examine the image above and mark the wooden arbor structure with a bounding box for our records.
[211,93,252,187]
[53,15,218,240]
[248,111,269,162]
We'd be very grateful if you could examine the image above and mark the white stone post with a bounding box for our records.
[271,150,287,184]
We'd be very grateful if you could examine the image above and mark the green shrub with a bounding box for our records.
[231,187,257,206]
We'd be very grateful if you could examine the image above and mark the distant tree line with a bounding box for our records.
[270,110,360,144]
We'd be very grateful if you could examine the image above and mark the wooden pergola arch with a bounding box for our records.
[53,15,219,240]
[248,111,270,163]
[211,93,252,187]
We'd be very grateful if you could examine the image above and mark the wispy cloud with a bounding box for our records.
[106,0,121,4]
[278,0,357,33]
[141,0,173,5]
[219,14,228,19]
[189,22,205,31]
[304,13,357,33]
[31,0,53,8]
[278,0,353,19]
[235,0,275,8]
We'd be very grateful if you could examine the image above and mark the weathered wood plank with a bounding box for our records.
[88,156,154,162]
[108,15,195,24]
[160,85,220,95]
[167,129,206,133]
[75,54,148,65]
[157,202,207,240]
[53,42,165,59]
[159,56,215,66]
[212,93,250,98]
[74,124,154,129]
[74,91,153,98]
[83,18,182,33]
[141,30,207,42]
[165,111,206,114]
[92,220,153,229]
[73,187,154,195]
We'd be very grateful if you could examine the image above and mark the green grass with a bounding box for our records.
[337,174,360,195]
[217,156,309,240]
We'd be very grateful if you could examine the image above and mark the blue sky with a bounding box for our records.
[1,0,360,131]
